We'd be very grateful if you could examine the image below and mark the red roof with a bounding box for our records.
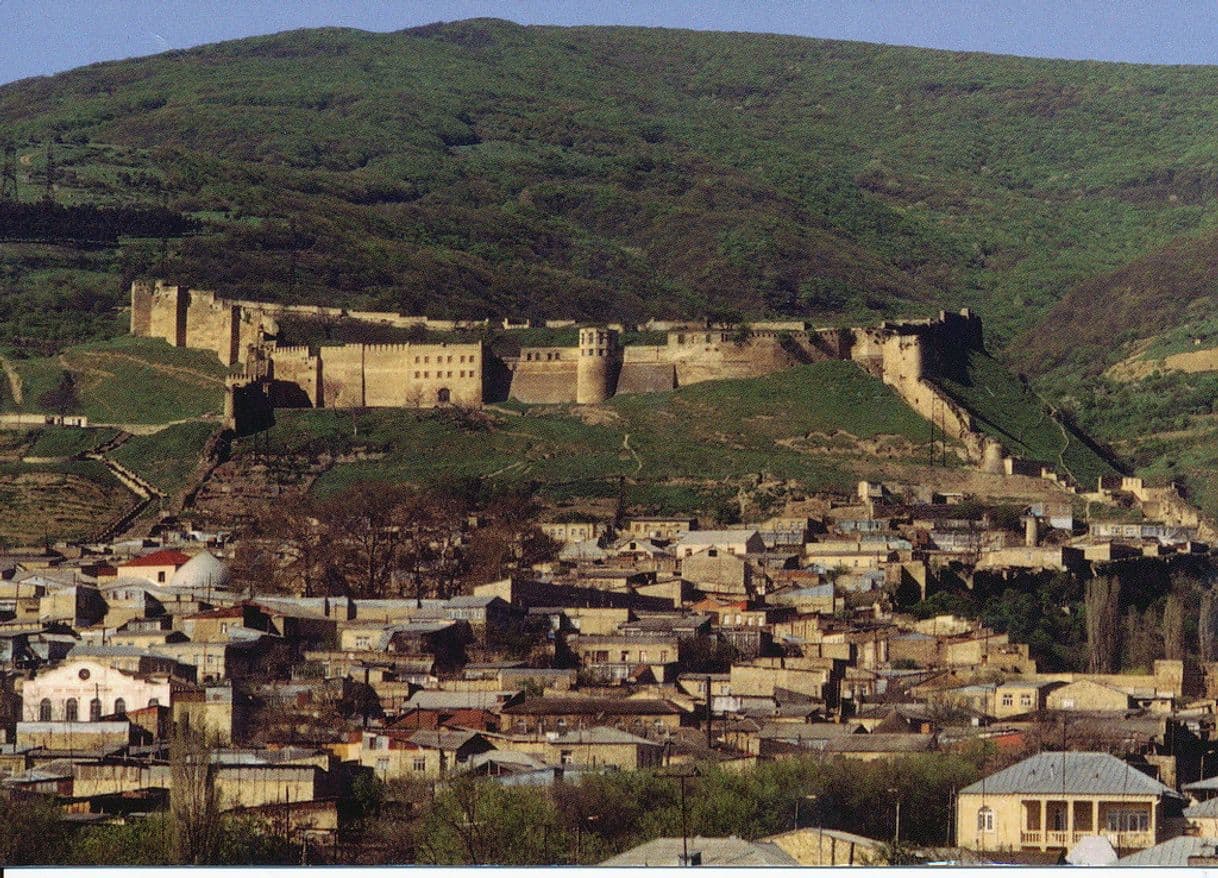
[122,549,191,569]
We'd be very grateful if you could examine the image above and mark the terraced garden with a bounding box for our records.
[0,460,133,546]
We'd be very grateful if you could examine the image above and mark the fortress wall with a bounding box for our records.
[183,291,240,366]
[509,360,578,404]
[270,347,321,406]
[130,280,154,336]
[146,283,187,348]
[317,345,365,408]
[616,361,676,395]
[369,342,482,408]
[622,345,667,364]
[519,347,575,363]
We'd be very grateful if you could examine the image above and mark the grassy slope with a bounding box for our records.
[938,350,1117,488]
[110,421,217,496]
[5,22,1218,348]
[2,336,227,424]
[244,361,935,511]
[25,427,118,458]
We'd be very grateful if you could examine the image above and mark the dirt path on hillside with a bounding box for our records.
[623,432,642,474]
[0,356,23,405]
[62,349,226,388]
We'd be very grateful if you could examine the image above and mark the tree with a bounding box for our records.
[1201,589,1218,663]
[38,369,79,415]
[0,793,68,864]
[1163,592,1186,660]
[170,724,221,864]
[1085,574,1121,673]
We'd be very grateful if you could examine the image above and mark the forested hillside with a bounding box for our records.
[6,19,1218,498]
[4,19,1218,348]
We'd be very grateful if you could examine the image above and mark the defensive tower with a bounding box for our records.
[575,327,621,404]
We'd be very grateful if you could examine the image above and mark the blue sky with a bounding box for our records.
[6,1,1218,86]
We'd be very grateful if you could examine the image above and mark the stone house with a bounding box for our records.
[1046,680,1134,713]
[111,549,192,586]
[674,530,765,559]
[569,633,680,684]
[956,751,1184,854]
[538,726,664,770]
[681,550,757,596]
[627,516,697,541]
[995,679,1064,718]
[500,696,684,737]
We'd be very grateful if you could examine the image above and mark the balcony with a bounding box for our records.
[1019,829,1155,850]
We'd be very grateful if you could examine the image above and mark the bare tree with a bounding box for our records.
[1201,589,1218,663]
[1163,592,1186,660]
[170,724,221,864]
[1085,574,1121,674]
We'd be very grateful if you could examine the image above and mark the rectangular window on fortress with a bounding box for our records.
[414,372,420,379]
[423,371,429,378]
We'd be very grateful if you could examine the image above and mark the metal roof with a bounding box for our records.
[1185,797,1218,818]
[1118,835,1218,866]
[600,836,798,867]
[959,751,1180,797]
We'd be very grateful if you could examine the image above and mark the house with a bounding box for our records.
[1046,679,1133,713]
[500,696,684,737]
[112,549,192,586]
[542,726,663,770]
[681,550,757,596]
[994,679,1064,718]
[627,516,697,541]
[762,826,886,866]
[540,521,607,545]
[20,659,173,724]
[1184,797,1218,836]
[1118,836,1218,866]
[568,634,680,684]
[955,751,1185,854]
[600,835,797,867]
[674,530,764,559]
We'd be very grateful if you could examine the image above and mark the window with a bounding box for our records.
[977,807,994,832]
[148,698,159,708]
[1001,694,1014,707]
[1106,809,1149,833]
[90,698,102,721]
[65,698,78,722]
[39,698,52,722]
[157,571,166,583]
[1020,694,1033,707]
[413,757,426,772]
[620,651,629,662]
[560,749,574,765]
[114,698,126,717]
[376,757,389,774]
[437,388,451,404]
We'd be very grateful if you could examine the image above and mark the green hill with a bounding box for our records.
[6,20,1218,353]
[7,20,1218,511]
[238,360,945,516]
[1,336,227,424]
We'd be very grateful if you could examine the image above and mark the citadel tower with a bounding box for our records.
[575,327,621,404]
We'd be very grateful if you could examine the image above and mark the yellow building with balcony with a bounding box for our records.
[956,752,1184,855]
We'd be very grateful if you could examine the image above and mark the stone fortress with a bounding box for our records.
[131,279,1025,477]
